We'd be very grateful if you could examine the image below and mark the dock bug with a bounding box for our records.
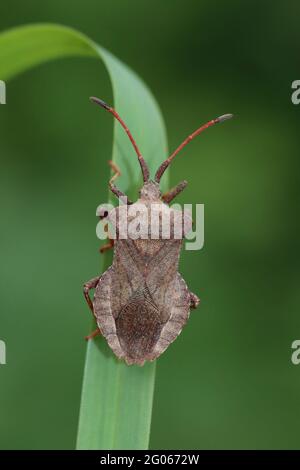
[84,97,233,365]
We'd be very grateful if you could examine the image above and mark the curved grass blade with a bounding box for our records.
[0,23,168,450]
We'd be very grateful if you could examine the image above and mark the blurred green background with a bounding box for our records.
[0,0,300,450]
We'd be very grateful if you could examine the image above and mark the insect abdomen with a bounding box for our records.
[115,286,164,362]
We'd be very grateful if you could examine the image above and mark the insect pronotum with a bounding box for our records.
[84,97,233,365]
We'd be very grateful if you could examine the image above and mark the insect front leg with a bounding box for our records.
[108,160,132,204]
[109,183,130,201]
[162,180,187,204]
[190,291,200,309]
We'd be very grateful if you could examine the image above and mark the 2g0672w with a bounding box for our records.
[144,454,200,465]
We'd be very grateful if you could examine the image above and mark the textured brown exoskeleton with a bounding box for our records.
[84,97,233,365]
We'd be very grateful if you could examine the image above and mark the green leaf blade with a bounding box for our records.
[0,23,168,450]
[78,340,156,450]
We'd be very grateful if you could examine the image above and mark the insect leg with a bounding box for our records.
[108,160,132,204]
[98,218,115,253]
[83,276,101,314]
[100,237,114,253]
[85,328,101,341]
[109,183,129,201]
[162,180,187,204]
[190,291,200,309]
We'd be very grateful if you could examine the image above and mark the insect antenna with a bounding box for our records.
[90,97,150,182]
[155,113,233,183]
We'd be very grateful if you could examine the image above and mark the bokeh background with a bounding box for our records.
[1,0,300,450]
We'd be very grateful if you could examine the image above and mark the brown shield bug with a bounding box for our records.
[84,96,233,365]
